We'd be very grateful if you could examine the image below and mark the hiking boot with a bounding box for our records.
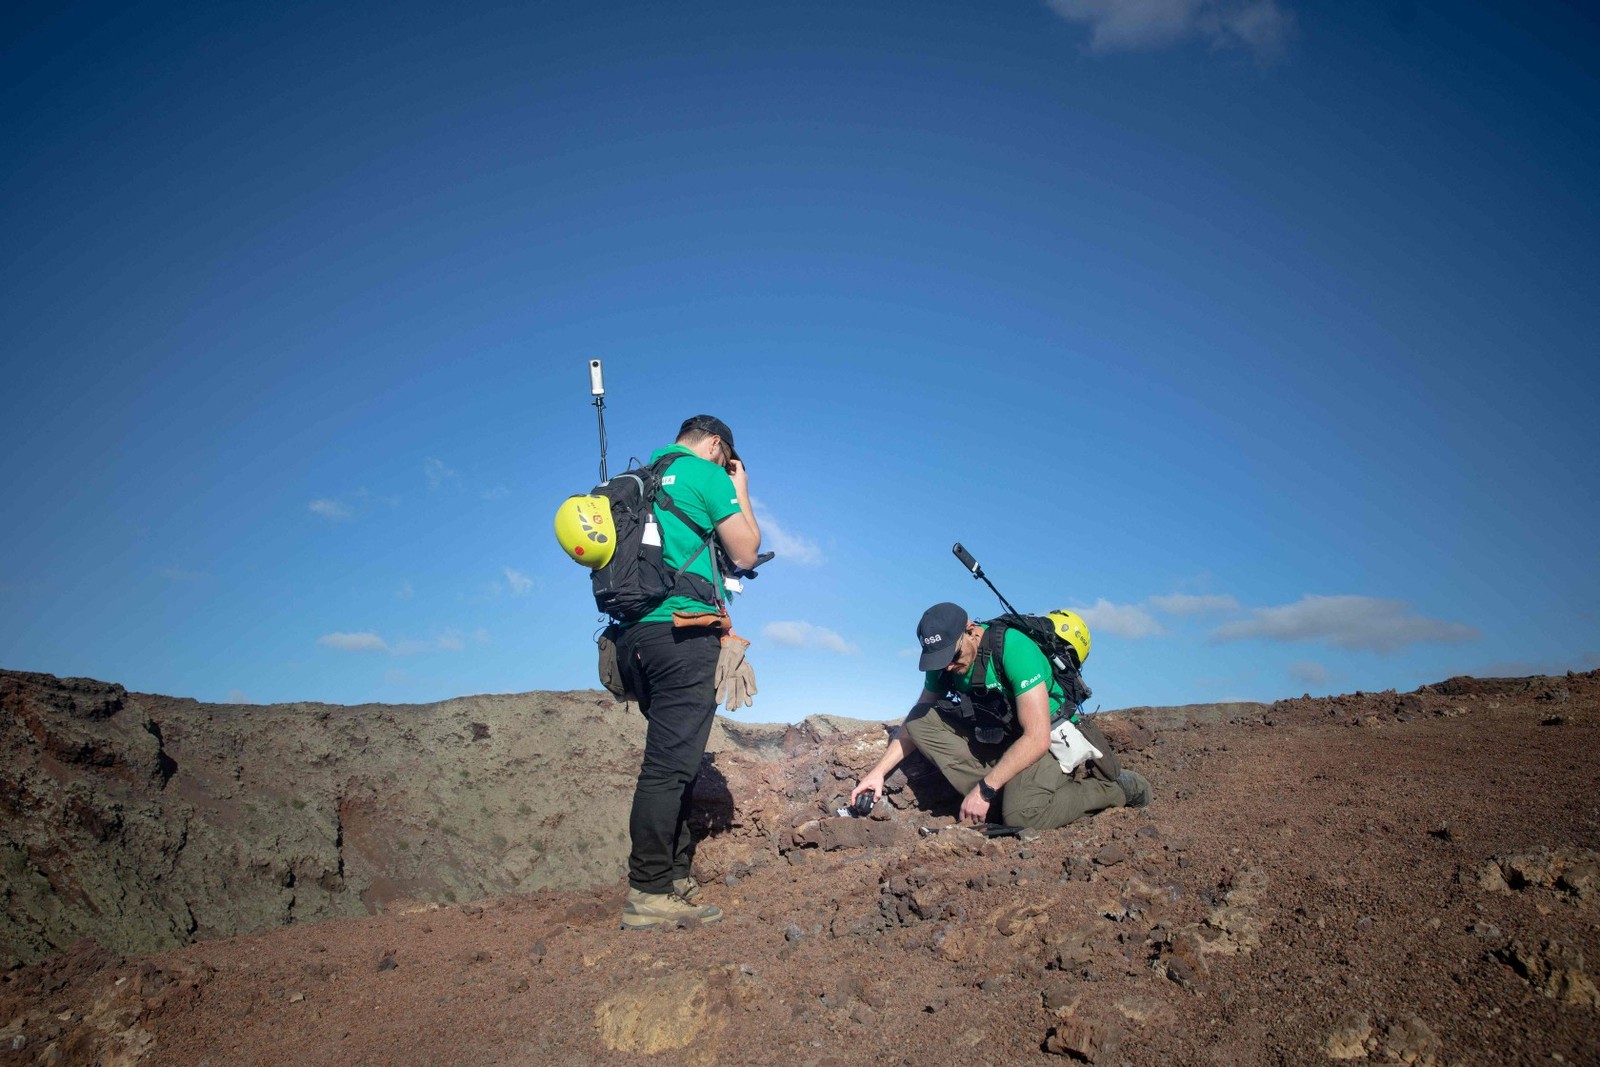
[621,889,723,930]
[672,876,702,903]
[1117,770,1152,809]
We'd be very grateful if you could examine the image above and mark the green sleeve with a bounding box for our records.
[1000,628,1051,695]
[670,456,741,529]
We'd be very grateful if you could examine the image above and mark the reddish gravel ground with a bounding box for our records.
[3,672,1597,1066]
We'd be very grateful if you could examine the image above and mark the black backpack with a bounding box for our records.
[980,614,1093,713]
[941,613,1093,743]
[589,452,720,624]
[974,614,1120,782]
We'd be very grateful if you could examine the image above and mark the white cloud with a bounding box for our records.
[751,499,824,566]
[482,485,510,501]
[1286,660,1328,687]
[424,457,457,490]
[1045,0,1293,60]
[226,688,250,704]
[1149,593,1240,616]
[396,581,414,601]
[321,629,465,656]
[308,498,354,521]
[1073,598,1164,639]
[318,631,389,652]
[472,627,491,646]
[1212,595,1480,654]
[308,488,397,523]
[762,620,858,655]
[503,567,535,595]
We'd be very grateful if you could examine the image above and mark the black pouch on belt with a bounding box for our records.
[596,624,634,702]
[1073,718,1122,782]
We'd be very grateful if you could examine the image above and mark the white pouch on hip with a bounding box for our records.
[1049,717,1103,775]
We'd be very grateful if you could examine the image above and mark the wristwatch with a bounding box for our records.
[977,778,998,802]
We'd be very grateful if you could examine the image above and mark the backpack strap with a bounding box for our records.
[959,619,1019,741]
[984,616,1066,723]
[976,618,1010,690]
[648,451,722,606]
[648,453,711,540]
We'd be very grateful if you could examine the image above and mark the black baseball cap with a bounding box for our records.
[678,414,740,463]
[917,602,969,671]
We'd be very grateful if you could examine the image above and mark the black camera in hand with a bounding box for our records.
[851,791,875,817]
[726,550,776,580]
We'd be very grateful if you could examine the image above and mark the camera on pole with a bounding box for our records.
[589,359,609,482]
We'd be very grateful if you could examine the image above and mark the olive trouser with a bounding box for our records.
[904,704,1125,830]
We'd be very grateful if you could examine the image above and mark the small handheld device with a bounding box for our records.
[588,359,605,397]
[851,791,875,817]
[727,550,776,580]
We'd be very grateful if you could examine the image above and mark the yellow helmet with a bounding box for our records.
[1047,609,1091,667]
[553,494,615,568]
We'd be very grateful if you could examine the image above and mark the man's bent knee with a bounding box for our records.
[902,706,937,747]
[1000,802,1072,831]
[1002,782,1111,830]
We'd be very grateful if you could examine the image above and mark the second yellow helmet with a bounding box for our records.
[1047,609,1091,667]
[553,494,615,568]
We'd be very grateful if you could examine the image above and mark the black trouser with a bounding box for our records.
[615,621,721,894]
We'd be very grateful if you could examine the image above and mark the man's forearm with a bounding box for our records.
[736,487,760,542]
[979,692,1052,793]
[869,724,918,780]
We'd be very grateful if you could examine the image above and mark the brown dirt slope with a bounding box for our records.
[2,669,1598,1065]
[2,671,757,966]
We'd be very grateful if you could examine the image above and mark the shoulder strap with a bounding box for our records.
[646,453,710,538]
[647,452,722,604]
[963,620,1020,739]
[976,618,1011,691]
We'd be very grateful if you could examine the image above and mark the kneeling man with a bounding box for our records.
[850,602,1150,828]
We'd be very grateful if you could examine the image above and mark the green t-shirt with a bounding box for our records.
[634,444,743,624]
[923,625,1070,721]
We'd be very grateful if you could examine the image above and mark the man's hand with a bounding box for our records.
[960,687,1050,824]
[715,457,761,571]
[959,787,992,824]
[726,457,748,495]
[850,772,885,808]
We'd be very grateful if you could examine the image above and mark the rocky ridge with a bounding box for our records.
[0,670,887,967]
[2,667,1598,1065]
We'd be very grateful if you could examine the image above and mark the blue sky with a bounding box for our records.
[3,0,1597,723]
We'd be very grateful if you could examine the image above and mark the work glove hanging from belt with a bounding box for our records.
[714,632,757,712]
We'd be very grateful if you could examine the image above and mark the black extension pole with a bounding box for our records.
[951,542,1021,618]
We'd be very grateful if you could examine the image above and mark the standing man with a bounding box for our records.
[615,415,761,930]
[850,603,1151,830]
